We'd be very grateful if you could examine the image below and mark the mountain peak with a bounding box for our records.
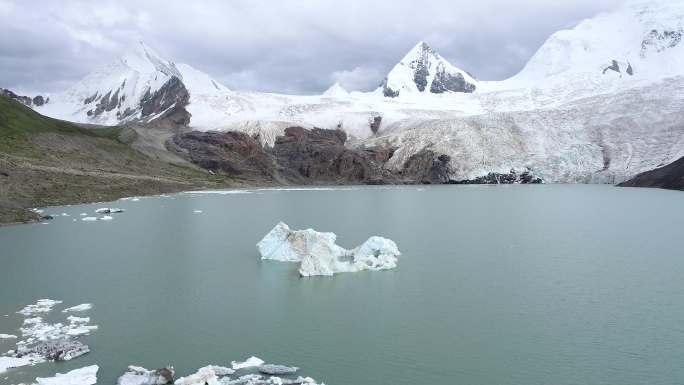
[379,41,477,97]
[120,41,182,79]
[323,82,349,97]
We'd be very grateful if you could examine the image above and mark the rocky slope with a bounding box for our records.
[618,156,684,191]
[0,95,240,225]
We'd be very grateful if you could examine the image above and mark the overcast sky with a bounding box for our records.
[0,0,624,95]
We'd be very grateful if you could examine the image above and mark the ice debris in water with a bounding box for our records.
[34,365,98,385]
[117,365,175,385]
[81,217,97,222]
[231,356,265,370]
[120,359,321,385]
[258,365,298,375]
[1,300,97,373]
[17,300,63,316]
[257,222,401,277]
[0,334,17,339]
[193,210,203,214]
[95,208,124,214]
[62,304,93,313]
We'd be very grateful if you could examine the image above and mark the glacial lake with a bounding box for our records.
[1,185,684,385]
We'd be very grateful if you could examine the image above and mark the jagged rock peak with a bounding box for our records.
[380,40,477,97]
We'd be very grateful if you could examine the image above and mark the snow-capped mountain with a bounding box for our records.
[27,0,684,184]
[37,41,228,126]
[322,82,349,97]
[379,41,478,97]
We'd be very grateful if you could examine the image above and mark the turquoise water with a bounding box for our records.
[1,185,683,384]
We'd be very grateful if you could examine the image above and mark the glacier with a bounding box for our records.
[257,222,400,277]
[24,0,684,184]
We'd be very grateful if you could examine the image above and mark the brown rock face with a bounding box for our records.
[171,126,542,185]
[171,131,275,181]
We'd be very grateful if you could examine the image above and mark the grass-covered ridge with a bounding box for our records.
[0,95,243,225]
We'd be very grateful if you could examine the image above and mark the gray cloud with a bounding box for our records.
[0,0,624,95]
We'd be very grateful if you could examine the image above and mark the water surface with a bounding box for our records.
[1,185,683,385]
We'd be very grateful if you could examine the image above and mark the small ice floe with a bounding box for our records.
[17,299,63,316]
[81,217,97,222]
[0,355,43,374]
[0,334,17,339]
[258,364,298,375]
[231,356,265,370]
[34,365,98,385]
[80,213,87,216]
[61,213,70,217]
[95,208,124,214]
[117,365,175,385]
[62,304,92,313]
[100,215,114,221]
[174,366,220,385]
[193,210,203,214]
[257,222,401,277]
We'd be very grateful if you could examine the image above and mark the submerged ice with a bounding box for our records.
[257,222,400,277]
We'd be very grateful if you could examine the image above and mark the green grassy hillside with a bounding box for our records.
[0,95,237,224]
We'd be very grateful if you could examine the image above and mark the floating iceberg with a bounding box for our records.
[257,222,401,277]
[34,365,98,385]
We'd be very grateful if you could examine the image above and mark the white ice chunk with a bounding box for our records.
[0,334,17,339]
[231,356,265,370]
[17,300,63,316]
[81,217,97,222]
[174,366,220,385]
[0,355,43,374]
[34,365,98,385]
[62,304,92,313]
[100,216,113,221]
[117,365,174,385]
[193,210,203,214]
[257,222,401,277]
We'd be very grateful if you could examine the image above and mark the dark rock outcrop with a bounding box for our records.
[171,131,275,180]
[369,115,382,134]
[430,66,476,93]
[641,29,683,57]
[172,126,544,186]
[399,150,454,184]
[618,156,684,191]
[0,88,47,107]
[381,79,400,98]
[140,77,190,125]
[451,168,543,184]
